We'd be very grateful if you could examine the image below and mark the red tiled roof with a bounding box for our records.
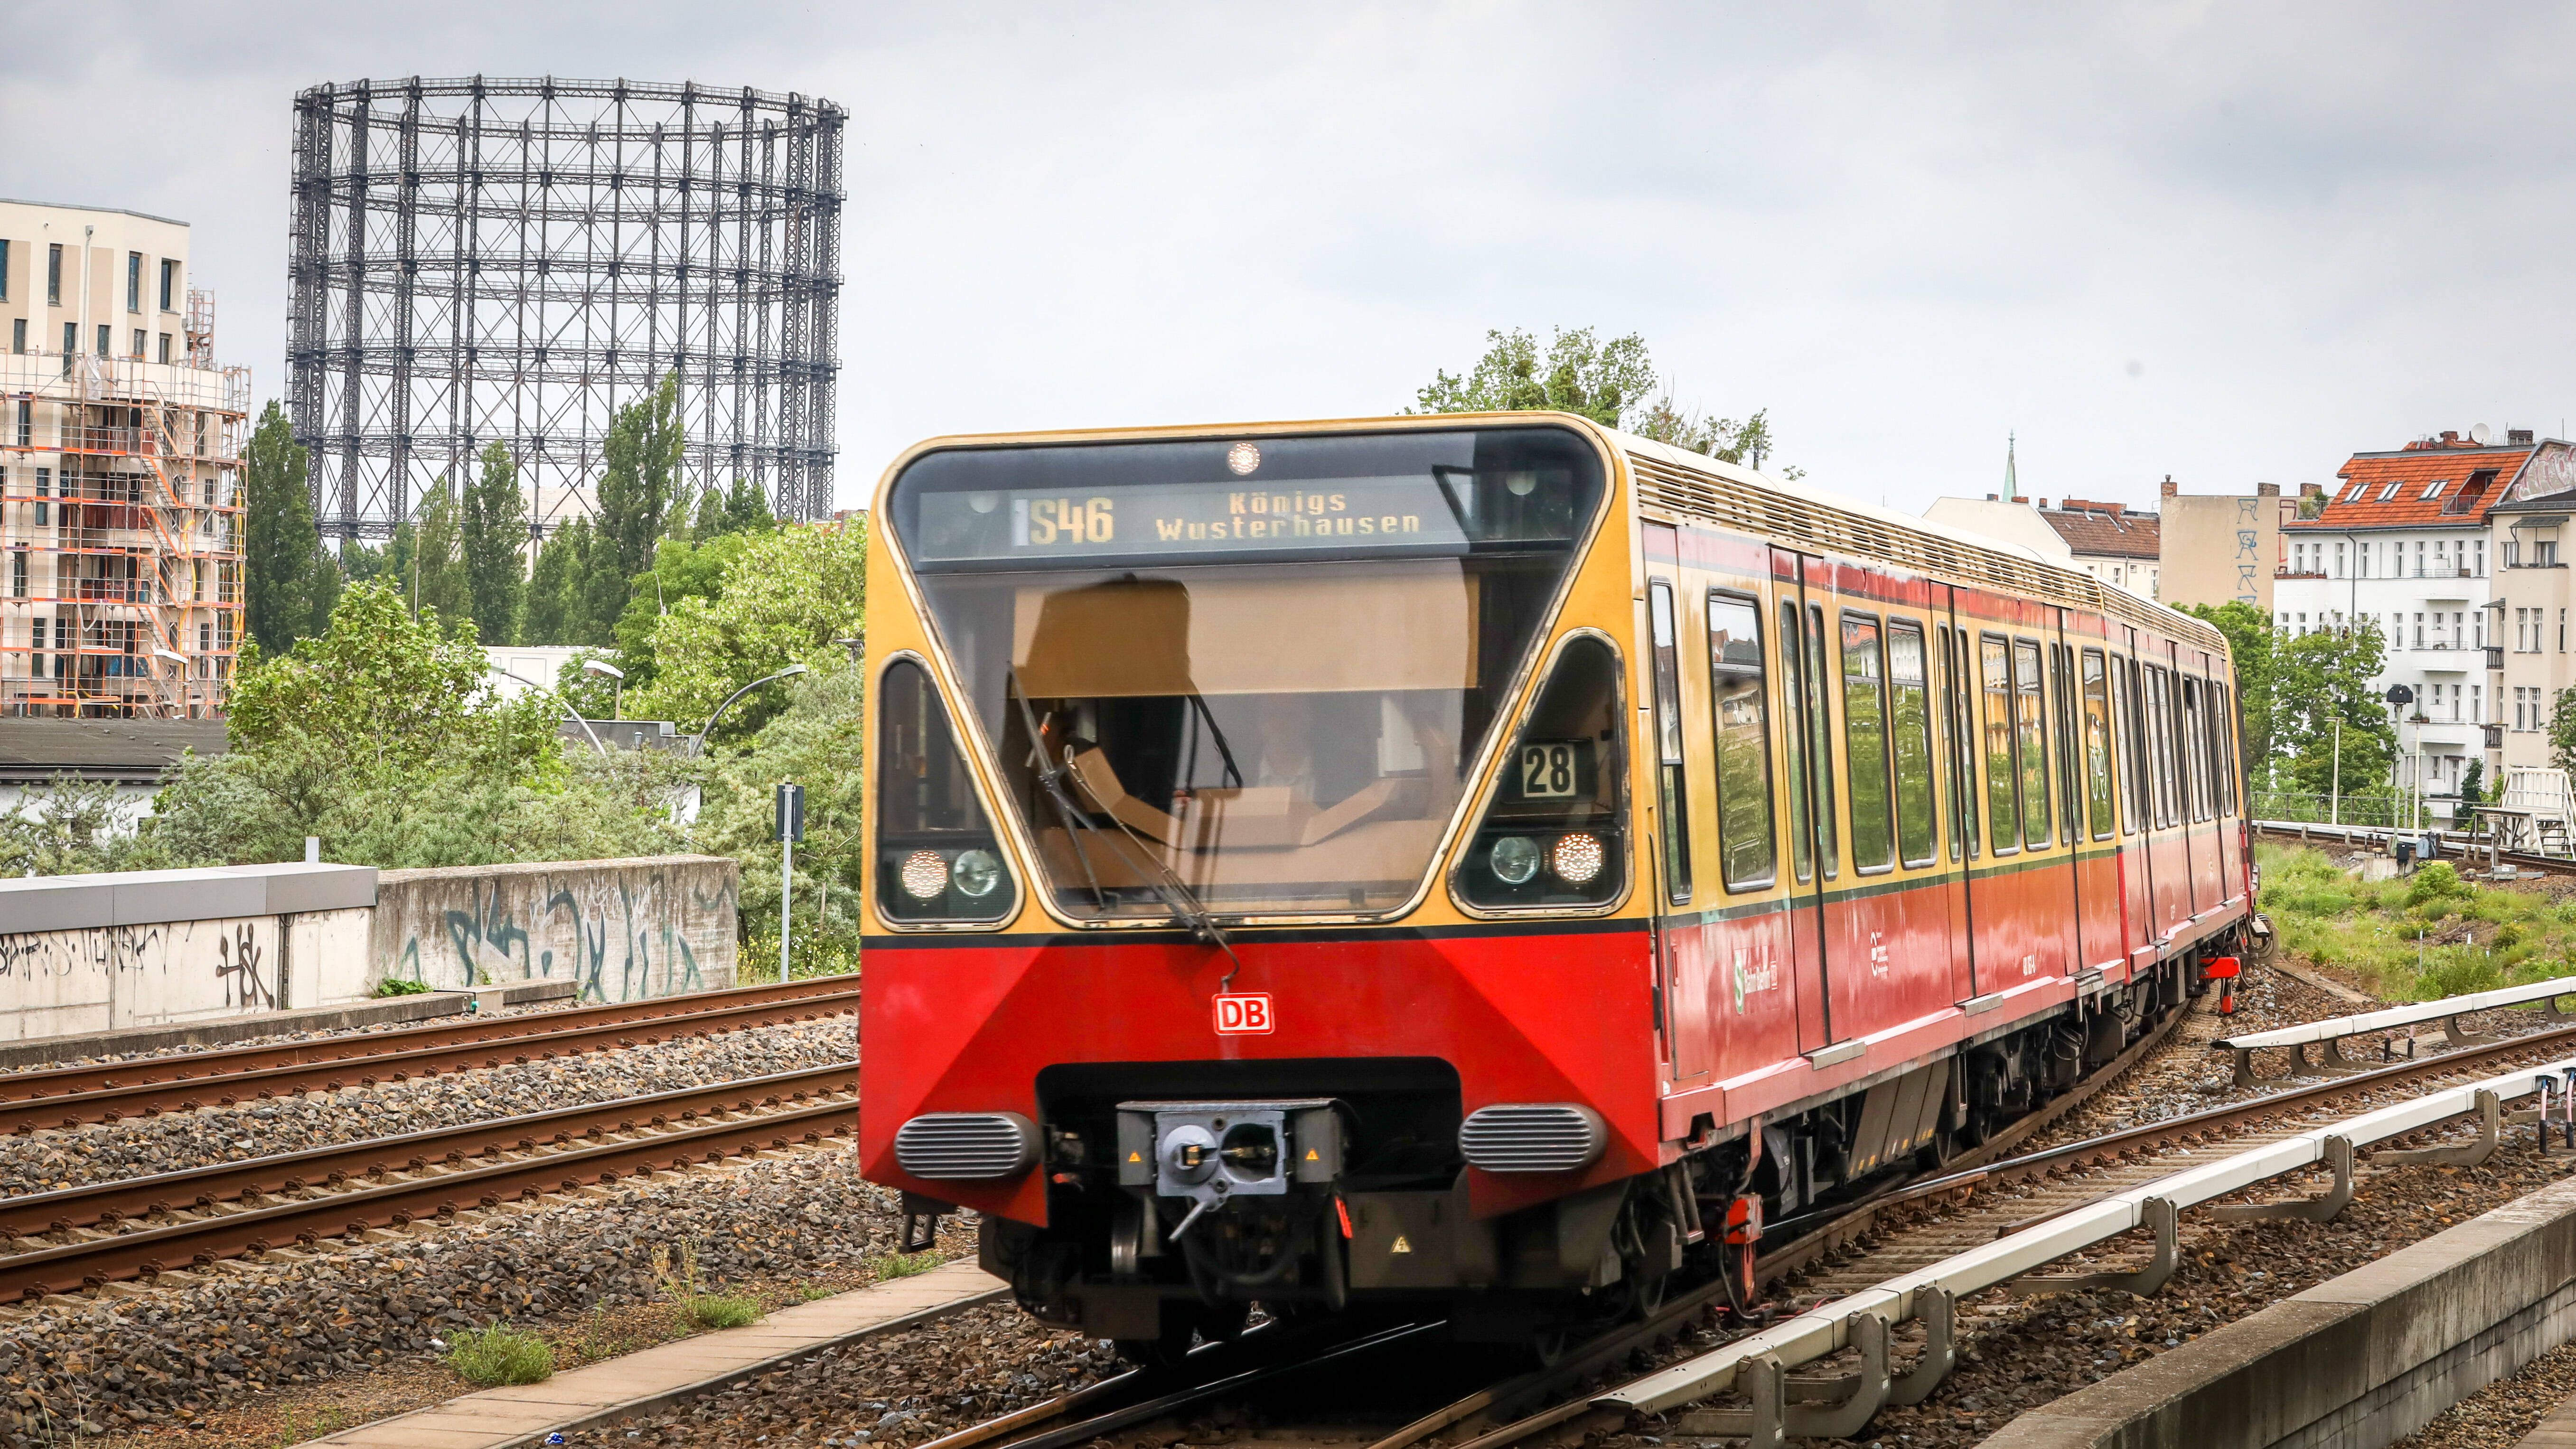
[2038,501,2159,559]
[2287,439,2533,532]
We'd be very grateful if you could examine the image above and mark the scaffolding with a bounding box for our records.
[0,290,247,718]
[286,75,846,540]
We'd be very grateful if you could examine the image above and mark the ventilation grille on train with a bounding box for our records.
[894,1112,1038,1180]
[1622,449,2225,658]
[1459,1104,1606,1172]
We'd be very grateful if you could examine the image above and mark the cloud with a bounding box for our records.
[8,2,2574,514]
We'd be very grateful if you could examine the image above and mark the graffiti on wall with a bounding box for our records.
[0,917,283,1028]
[2233,495,2264,605]
[382,860,738,1004]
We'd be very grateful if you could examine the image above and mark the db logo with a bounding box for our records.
[1213,993,1274,1035]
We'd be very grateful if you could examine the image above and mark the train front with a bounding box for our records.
[860,418,1656,1352]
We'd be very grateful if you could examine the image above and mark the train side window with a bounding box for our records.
[2189,677,2215,823]
[1979,634,2019,855]
[1647,580,1692,902]
[1889,621,1937,868]
[1804,603,1839,879]
[2114,656,2142,835]
[2081,649,2116,840]
[2051,644,2080,846]
[876,657,1018,924]
[1457,636,1630,910]
[1841,611,1895,873]
[2214,683,2239,814]
[1950,627,1979,859]
[1707,592,1778,892]
[2012,639,2051,850]
[1779,601,1813,883]
[2150,666,2179,828]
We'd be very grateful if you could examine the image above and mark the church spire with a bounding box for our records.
[2005,430,2019,499]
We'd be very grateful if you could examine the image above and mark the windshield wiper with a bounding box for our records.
[1008,677,1248,987]
[1186,693,1245,789]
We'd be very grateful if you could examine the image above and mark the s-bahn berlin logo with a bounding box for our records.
[1732,947,1780,1014]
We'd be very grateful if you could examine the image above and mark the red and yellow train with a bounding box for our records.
[858,413,2251,1356]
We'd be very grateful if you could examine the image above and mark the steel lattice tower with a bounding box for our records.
[288,76,844,538]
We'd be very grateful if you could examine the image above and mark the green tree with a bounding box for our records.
[2274,621,2396,801]
[695,651,860,951]
[1415,327,1798,473]
[578,373,686,643]
[632,518,866,737]
[241,402,337,652]
[2181,601,2276,777]
[461,441,530,646]
[2549,689,2576,777]
[524,518,596,646]
[412,487,471,627]
[691,477,774,541]
[2456,757,2485,828]
[613,530,759,692]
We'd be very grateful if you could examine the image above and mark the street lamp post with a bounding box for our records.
[583,658,625,720]
[493,666,609,756]
[688,664,811,757]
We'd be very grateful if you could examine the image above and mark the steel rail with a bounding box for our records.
[0,1098,855,1302]
[0,1062,855,1241]
[0,978,860,1135]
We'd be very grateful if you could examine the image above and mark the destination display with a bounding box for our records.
[909,476,1477,564]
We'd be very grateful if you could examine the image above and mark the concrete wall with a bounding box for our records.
[2160,485,2290,613]
[0,864,375,1041]
[370,855,739,1003]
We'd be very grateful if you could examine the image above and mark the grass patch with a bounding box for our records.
[371,976,433,997]
[871,1251,941,1281]
[653,1240,765,1332]
[444,1324,554,1386]
[2258,842,2576,1002]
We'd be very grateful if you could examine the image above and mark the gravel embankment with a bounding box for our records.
[2392,1337,2576,1448]
[558,1302,1120,1447]
[2,1141,894,1446]
[0,1017,854,1196]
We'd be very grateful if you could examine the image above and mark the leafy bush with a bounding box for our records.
[372,977,433,997]
[2404,861,2472,909]
[445,1324,553,1385]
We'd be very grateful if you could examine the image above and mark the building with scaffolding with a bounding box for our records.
[0,199,246,719]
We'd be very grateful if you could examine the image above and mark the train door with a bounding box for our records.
[1964,617,2039,991]
[1933,589,1979,1003]
[1772,548,1836,1051]
[2048,617,2084,980]
[1640,524,1716,1084]
[2112,637,2155,958]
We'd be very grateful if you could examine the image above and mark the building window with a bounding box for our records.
[9,551,22,598]
[8,319,19,355]
[157,333,171,364]
[126,252,141,313]
[47,244,61,304]
[0,238,9,302]
[2379,482,2402,502]
[2478,539,2489,576]
[2546,541,2563,567]
[2414,613,2425,649]
[61,322,75,355]
[94,324,108,355]
[159,258,178,312]
[130,328,144,359]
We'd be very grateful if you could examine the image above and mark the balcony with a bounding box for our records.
[2407,719,2485,748]
[2411,646,2488,674]
[2489,645,2506,670]
[2487,723,2506,748]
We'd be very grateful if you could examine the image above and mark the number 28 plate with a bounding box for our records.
[1213,993,1274,1035]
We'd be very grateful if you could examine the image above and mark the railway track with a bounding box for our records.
[886,997,2576,1449]
[0,1061,859,1303]
[0,973,860,1135]
[2254,818,2576,880]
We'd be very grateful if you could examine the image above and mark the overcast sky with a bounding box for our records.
[9,3,2573,516]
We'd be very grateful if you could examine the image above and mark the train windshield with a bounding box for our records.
[886,425,1607,918]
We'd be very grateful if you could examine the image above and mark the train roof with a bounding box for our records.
[1600,423,2227,658]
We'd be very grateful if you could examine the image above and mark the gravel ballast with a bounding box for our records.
[0,1140,892,1446]
[0,1017,854,1197]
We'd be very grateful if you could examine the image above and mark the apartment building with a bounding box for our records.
[0,199,244,718]
[2039,497,2160,598]
[2484,439,2576,770]
[2276,429,2531,798]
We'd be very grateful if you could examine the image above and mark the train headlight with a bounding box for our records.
[952,849,1002,898]
[1550,832,1605,885]
[1490,835,1543,886]
[899,850,951,900]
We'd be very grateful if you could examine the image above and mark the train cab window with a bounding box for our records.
[1888,622,1936,868]
[2080,649,2115,840]
[875,658,1018,923]
[2012,639,2051,849]
[1647,580,1691,903]
[1706,592,1777,891]
[1457,636,1629,910]
[1979,635,2018,854]
[1840,612,1895,873]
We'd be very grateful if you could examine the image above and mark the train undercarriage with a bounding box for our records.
[952,938,2240,1365]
